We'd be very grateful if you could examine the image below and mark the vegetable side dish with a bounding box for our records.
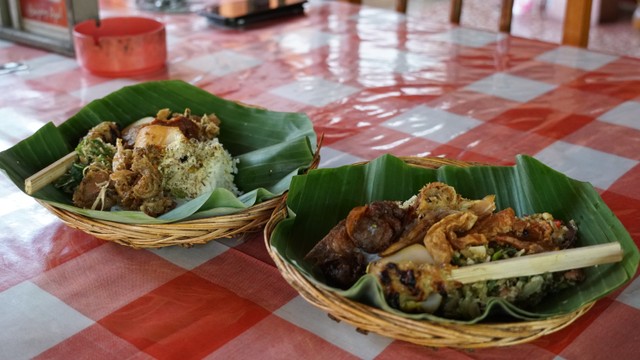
[304,182,584,320]
[56,108,239,217]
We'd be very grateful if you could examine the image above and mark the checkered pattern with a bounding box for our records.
[1,1,639,358]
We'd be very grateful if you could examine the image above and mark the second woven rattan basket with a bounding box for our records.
[263,156,594,348]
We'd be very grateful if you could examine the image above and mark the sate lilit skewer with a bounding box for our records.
[25,151,77,195]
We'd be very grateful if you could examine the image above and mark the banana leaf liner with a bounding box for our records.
[265,155,639,348]
[0,80,318,248]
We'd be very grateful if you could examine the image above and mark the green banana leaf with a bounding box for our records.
[270,154,639,323]
[0,80,317,224]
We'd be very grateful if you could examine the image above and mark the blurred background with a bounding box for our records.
[362,0,640,57]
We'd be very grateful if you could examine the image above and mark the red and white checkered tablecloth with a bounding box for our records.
[1,0,639,359]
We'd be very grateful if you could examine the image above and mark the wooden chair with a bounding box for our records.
[342,0,591,48]
[450,0,593,48]
[344,0,408,13]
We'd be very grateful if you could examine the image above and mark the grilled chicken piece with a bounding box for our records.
[304,220,368,289]
[72,167,117,210]
[305,201,414,289]
[345,201,408,253]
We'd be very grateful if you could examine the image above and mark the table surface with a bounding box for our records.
[1,1,639,359]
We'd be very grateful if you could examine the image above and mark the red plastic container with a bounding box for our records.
[73,17,167,77]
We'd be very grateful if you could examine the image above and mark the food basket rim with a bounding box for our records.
[263,155,595,348]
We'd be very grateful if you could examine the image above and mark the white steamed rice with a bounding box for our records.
[159,138,239,199]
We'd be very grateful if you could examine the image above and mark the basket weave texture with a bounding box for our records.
[42,196,280,248]
[40,150,320,249]
[263,156,594,348]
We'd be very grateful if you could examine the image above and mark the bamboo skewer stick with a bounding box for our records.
[447,242,623,284]
[24,151,78,195]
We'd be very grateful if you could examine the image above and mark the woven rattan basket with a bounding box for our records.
[263,156,594,348]
[38,150,320,249]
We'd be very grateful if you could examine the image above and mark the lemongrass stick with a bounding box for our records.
[24,151,77,195]
[448,242,623,284]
